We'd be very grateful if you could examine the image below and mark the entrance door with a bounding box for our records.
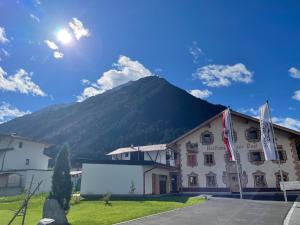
[171,175,178,193]
[229,173,240,192]
[159,175,167,194]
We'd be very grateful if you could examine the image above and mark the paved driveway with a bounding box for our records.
[119,197,292,225]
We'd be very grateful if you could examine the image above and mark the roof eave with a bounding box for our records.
[167,109,300,148]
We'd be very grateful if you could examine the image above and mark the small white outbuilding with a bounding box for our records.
[80,144,179,196]
[81,161,178,196]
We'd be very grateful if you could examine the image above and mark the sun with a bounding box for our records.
[56,29,72,44]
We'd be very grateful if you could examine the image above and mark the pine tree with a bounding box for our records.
[49,144,72,212]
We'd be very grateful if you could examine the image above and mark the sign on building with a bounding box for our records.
[280,181,300,191]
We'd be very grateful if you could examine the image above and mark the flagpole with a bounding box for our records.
[228,107,243,199]
[266,101,287,202]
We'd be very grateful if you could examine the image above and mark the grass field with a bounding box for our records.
[0,194,204,225]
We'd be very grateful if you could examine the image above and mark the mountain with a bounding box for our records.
[0,76,225,159]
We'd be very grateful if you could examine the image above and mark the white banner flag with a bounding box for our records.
[222,109,236,161]
[259,103,277,160]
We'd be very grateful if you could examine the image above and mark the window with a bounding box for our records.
[174,152,178,161]
[186,142,198,152]
[275,171,289,188]
[249,151,264,165]
[19,142,23,148]
[253,171,267,188]
[166,153,170,160]
[188,173,198,186]
[222,129,237,143]
[271,147,287,163]
[296,143,300,161]
[251,152,262,161]
[245,127,260,142]
[206,172,217,187]
[204,153,215,166]
[277,151,284,161]
[166,151,172,160]
[274,150,286,161]
[224,152,240,163]
[124,153,129,157]
[25,159,30,165]
[187,154,197,167]
[201,131,214,145]
[254,175,266,188]
[249,130,259,140]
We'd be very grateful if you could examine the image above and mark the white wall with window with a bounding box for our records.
[0,135,50,171]
[108,144,176,167]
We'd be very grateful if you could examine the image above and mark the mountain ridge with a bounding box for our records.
[0,76,225,158]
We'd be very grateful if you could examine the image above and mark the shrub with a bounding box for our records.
[129,180,136,194]
[103,192,112,206]
[49,144,72,213]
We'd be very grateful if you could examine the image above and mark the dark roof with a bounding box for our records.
[75,159,178,170]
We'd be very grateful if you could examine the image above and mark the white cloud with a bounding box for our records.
[189,89,212,99]
[0,67,46,96]
[81,79,91,85]
[194,63,253,87]
[53,51,64,59]
[272,117,300,131]
[77,55,154,101]
[189,41,205,64]
[29,13,40,23]
[1,48,9,56]
[44,40,58,50]
[0,26,9,43]
[77,86,103,102]
[289,67,300,79]
[69,18,90,40]
[0,102,30,124]
[238,107,259,116]
[0,48,9,61]
[293,90,300,101]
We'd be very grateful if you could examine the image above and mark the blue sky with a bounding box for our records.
[0,0,299,130]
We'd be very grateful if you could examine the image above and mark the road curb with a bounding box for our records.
[113,201,204,225]
[283,195,300,225]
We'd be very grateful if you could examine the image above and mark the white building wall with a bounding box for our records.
[178,115,299,190]
[143,166,171,194]
[144,151,167,164]
[0,137,49,171]
[112,150,175,166]
[24,170,53,194]
[81,164,144,195]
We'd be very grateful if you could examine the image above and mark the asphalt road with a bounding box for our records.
[120,197,293,225]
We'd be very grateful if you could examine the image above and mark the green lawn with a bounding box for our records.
[0,194,204,225]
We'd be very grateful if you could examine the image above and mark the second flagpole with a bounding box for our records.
[228,107,243,199]
[266,101,287,202]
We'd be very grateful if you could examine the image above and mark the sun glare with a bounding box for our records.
[56,29,72,44]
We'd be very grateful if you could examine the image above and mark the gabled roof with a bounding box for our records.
[0,133,51,147]
[168,109,300,147]
[107,144,167,155]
